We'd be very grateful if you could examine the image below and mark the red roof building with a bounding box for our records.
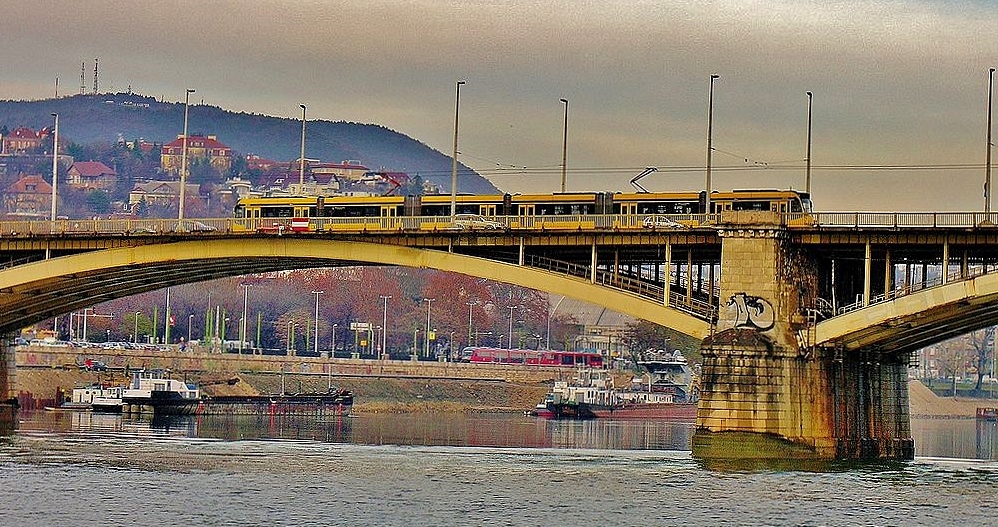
[3,175,52,215]
[161,134,233,175]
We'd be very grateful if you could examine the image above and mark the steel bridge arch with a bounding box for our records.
[815,272,998,354]
[0,238,710,339]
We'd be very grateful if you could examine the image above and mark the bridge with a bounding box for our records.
[4,210,998,460]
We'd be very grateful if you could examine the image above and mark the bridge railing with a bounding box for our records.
[789,212,998,228]
[834,266,992,316]
[522,254,717,321]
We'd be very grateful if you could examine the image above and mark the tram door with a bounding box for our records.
[619,202,638,228]
[517,204,535,229]
[479,204,497,217]
[380,205,398,230]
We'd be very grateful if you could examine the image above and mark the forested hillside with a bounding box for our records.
[0,93,498,194]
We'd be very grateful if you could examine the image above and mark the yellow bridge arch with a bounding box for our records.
[816,271,998,354]
[0,238,710,339]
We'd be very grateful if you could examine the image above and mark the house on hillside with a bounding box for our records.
[311,160,369,183]
[128,180,200,209]
[2,126,47,155]
[161,134,233,175]
[67,161,117,191]
[3,175,52,216]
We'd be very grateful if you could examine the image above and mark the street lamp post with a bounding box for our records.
[178,88,195,222]
[331,323,338,357]
[240,283,251,354]
[188,313,194,347]
[705,74,719,214]
[466,300,477,350]
[312,290,323,356]
[299,104,307,186]
[806,91,813,195]
[560,98,569,192]
[133,311,140,344]
[987,68,995,214]
[380,295,391,360]
[450,80,466,221]
[507,305,517,349]
[423,298,435,358]
[49,113,59,221]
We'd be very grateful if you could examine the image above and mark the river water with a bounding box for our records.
[2,411,997,526]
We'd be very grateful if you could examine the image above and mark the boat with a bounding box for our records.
[121,369,201,416]
[54,383,124,412]
[534,351,698,420]
[198,389,354,416]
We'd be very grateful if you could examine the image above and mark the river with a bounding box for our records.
[1,411,997,526]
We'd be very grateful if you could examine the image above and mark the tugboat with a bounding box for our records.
[121,369,201,416]
[534,350,698,420]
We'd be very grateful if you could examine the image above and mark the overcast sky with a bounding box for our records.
[4,0,998,210]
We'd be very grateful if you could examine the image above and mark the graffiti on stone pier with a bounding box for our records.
[727,293,775,331]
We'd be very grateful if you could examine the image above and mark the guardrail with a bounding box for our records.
[523,254,717,321]
[834,266,994,316]
[785,212,998,228]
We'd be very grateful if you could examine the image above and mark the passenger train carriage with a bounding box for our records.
[232,189,812,232]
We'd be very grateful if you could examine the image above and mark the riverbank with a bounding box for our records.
[11,367,992,416]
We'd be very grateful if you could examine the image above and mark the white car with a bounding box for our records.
[452,214,504,230]
[641,215,687,229]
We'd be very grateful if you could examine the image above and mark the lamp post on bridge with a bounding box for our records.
[805,91,813,195]
[49,113,59,222]
[560,98,569,192]
[178,88,195,222]
[299,104,307,186]
[507,305,518,349]
[987,68,995,215]
[450,80,466,221]
[705,74,719,214]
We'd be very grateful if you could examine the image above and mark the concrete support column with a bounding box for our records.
[590,241,597,284]
[884,249,892,296]
[962,250,969,279]
[942,239,949,284]
[518,237,525,266]
[686,249,693,306]
[664,243,672,307]
[863,241,871,307]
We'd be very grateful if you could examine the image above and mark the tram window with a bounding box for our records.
[261,206,294,218]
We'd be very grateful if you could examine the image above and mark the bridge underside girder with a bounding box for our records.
[0,238,711,339]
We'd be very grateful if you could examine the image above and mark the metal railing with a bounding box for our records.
[785,212,998,229]
[834,266,994,316]
[523,254,717,321]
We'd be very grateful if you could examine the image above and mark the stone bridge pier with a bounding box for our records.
[1,335,16,425]
[691,213,914,461]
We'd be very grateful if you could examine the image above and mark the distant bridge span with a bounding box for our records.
[0,237,711,338]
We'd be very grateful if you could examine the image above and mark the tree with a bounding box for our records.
[85,190,111,215]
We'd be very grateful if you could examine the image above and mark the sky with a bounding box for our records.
[4,0,998,211]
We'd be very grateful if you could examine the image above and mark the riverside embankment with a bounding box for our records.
[12,345,570,412]
[11,345,989,416]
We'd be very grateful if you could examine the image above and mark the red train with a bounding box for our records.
[459,347,603,367]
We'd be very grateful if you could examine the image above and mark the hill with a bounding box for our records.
[0,93,499,194]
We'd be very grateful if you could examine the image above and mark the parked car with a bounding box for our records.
[452,214,504,230]
[641,215,687,229]
[173,220,218,232]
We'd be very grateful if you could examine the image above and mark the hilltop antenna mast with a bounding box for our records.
[80,63,85,94]
[93,58,99,94]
